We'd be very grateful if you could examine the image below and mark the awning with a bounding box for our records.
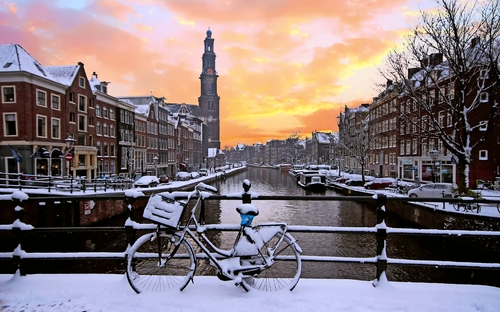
[51,149,64,158]
[33,146,51,158]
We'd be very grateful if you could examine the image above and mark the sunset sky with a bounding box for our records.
[0,0,437,148]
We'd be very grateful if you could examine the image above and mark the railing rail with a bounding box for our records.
[1,191,499,287]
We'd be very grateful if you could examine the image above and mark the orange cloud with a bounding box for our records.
[0,0,418,148]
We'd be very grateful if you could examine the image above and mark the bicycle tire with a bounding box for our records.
[126,231,196,294]
[452,202,461,211]
[497,203,500,214]
[240,233,301,292]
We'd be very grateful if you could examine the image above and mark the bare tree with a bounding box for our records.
[338,106,377,185]
[380,0,500,192]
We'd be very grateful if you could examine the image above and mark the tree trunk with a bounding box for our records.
[456,157,467,193]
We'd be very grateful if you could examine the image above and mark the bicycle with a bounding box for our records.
[126,180,302,293]
[450,194,481,213]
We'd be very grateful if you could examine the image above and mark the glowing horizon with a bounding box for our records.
[0,0,434,148]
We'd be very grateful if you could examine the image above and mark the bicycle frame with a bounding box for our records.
[167,191,296,279]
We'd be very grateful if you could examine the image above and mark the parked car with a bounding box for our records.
[134,176,159,188]
[364,178,397,189]
[408,183,455,198]
[345,176,374,186]
[190,172,200,179]
[158,173,169,184]
[175,172,191,181]
[199,168,208,176]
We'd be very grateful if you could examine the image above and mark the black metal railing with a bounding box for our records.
[1,191,500,287]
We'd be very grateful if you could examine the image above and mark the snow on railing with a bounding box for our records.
[0,189,499,286]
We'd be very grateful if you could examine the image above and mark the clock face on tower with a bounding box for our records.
[207,68,213,75]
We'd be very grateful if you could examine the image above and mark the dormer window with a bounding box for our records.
[79,76,85,88]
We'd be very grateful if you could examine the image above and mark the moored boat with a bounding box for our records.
[279,163,293,172]
[298,171,327,193]
[288,165,305,182]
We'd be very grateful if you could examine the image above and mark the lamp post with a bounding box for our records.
[153,155,158,176]
[127,143,136,180]
[428,149,439,183]
[65,135,76,178]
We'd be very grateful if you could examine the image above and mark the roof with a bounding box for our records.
[0,43,56,81]
[45,65,80,86]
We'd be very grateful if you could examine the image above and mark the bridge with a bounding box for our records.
[1,182,500,288]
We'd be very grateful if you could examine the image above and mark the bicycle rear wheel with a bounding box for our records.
[240,233,301,292]
[126,231,196,293]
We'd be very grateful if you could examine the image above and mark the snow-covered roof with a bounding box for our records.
[0,43,56,81]
[45,65,80,86]
[315,132,331,144]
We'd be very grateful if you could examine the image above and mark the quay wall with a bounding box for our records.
[1,167,247,227]
[330,183,500,232]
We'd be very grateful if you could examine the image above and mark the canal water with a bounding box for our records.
[202,167,499,286]
[7,167,499,287]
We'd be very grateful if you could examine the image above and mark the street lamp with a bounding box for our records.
[428,149,440,183]
[153,155,158,176]
[127,143,136,179]
[65,134,76,178]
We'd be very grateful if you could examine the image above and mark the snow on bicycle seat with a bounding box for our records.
[143,194,185,228]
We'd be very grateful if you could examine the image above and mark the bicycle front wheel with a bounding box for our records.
[241,233,301,292]
[126,231,196,293]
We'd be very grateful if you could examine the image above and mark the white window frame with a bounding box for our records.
[36,89,47,107]
[480,92,489,103]
[51,117,61,139]
[51,94,60,110]
[2,86,16,103]
[479,121,488,131]
[110,108,115,120]
[96,121,102,136]
[96,104,101,117]
[78,114,87,132]
[3,112,18,136]
[479,150,488,160]
[79,76,86,88]
[36,114,47,138]
[78,95,87,112]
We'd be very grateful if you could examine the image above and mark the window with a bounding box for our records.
[78,115,87,131]
[479,150,488,160]
[96,104,101,117]
[69,92,75,102]
[103,123,108,136]
[480,92,488,103]
[97,141,102,156]
[447,113,452,128]
[96,122,101,135]
[78,95,87,112]
[37,115,47,137]
[479,121,488,131]
[51,94,60,110]
[51,118,60,139]
[104,142,108,156]
[110,143,115,156]
[2,86,15,103]
[3,113,17,136]
[438,111,445,127]
[89,117,94,126]
[103,107,108,119]
[89,98,94,108]
[448,84,455,100]
[69,112,75,123]
[109,108,114,120]
[110,124,115,137]
[37,90,47,107]
[79,76,85,88]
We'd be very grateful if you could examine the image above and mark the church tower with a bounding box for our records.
[199,28,220,150]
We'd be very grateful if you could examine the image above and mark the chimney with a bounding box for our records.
[92,71,98,79]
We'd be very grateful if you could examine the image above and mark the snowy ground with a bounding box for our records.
[0,273,499,312]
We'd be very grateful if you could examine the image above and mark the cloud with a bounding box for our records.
[0,0,418,147]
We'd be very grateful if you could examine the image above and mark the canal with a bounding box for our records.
[6,167,499,287]
[204,167,499,286]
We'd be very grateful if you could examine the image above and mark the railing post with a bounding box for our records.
[124,194,137,249]
[373,193,388,287]
[11,191,31,276]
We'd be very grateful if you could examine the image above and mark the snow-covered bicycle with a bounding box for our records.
[126,180,302,293]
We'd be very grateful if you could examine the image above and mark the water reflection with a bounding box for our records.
[205,167,500,286]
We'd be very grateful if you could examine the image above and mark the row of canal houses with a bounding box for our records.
[0,44,214,181]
